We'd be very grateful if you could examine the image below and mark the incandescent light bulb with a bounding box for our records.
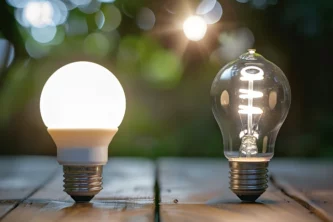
[211,49,291,202]
[40,61,126,202]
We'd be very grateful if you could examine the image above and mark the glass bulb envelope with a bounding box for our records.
[211,49,291,161]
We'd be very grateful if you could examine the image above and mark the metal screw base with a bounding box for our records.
[63,165,103,202]
[229,161,269,202]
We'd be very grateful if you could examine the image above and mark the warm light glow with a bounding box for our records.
[40,62,126,129]
[183,16,207,41]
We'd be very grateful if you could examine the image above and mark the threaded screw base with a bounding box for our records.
[63,165,103,202]
[229,161,268,202]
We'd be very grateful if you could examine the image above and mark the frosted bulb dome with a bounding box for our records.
[40,61,126,129]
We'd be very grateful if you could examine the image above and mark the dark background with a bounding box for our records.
[0,0,330,158]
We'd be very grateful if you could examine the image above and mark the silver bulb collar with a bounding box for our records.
[229,161,268,202]
[63,165,103,202]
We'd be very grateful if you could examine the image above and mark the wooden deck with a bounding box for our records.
[0,157,332,221]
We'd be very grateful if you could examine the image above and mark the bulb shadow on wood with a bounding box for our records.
[206,195,278,205]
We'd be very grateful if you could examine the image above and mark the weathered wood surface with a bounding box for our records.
[158,158,325,222]
[0,156,57,218]
[0,157,155,222]
[1,156,332,222]
[271,159,333,222]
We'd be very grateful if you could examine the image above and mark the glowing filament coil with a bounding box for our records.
[238,66,264,115]
[238,66,264,137]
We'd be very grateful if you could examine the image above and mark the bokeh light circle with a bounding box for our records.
[0,39,15,70]
[79,0,101,14]
[211,27,255,62]
[83,33,110,57]
[196,0,216,15]
[101,5,122,31]
[31,26,57,43]
[142,50,183,89]
[50,0,68,25]
[136,7,155,31]
[95,11,105,29]
[70,0,91,7]
[23,1,54,28]
[203,1,223,24]
[25,39,50,58]
[65,16,88,36]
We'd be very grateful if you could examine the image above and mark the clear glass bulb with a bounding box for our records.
[211,49,291,201]
[211,49,291,161]
[40,61,126,129]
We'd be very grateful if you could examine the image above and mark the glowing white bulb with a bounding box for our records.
[40,61,126,201]
[183,16,207,41]
[40,61,126,129]
[24,1,54,28]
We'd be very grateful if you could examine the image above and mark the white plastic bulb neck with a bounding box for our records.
[48,128,118,165]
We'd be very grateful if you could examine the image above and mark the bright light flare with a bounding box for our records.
[183,16,207,41]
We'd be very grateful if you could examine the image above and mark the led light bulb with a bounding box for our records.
[40,61,126,202]
[211,49,291,202]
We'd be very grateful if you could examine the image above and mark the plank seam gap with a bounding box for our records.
[270,174,330,222]
[154,161,160,222]
[0,167,59,221]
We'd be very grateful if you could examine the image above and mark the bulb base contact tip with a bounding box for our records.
[229,161,269,202]
[63,165,103,202]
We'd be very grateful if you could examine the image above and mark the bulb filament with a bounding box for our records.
[238,66,264,135]
[238,66,264,157]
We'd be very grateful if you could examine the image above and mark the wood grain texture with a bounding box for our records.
[271,159,333,222]
[158,158,322,222]
[2,157,155,222]
[29,158,155,202]
[0,156,57,218]
[0,156,57,200]
[2,201,154,222]
[0,201,16,218]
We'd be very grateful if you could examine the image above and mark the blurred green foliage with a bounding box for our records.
[0,0,332,158]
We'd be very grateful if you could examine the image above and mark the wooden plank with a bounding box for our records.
[0,156,58,218]
[0,156,57,200]
[158,158,322,222]
[271,159,333,222]
[29,158,155,202]
[2,158,155,222]
[0,201,16,218]
[2,201,154,222]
